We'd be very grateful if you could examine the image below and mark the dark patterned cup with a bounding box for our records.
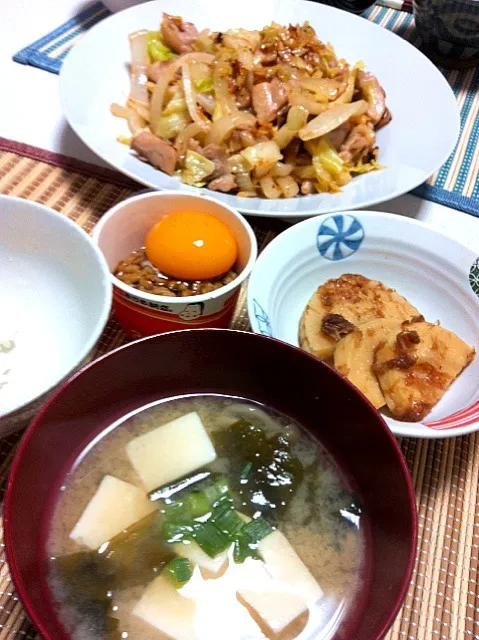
[413,0,479,69]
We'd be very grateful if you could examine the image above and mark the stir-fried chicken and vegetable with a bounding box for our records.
[111,14,391,198]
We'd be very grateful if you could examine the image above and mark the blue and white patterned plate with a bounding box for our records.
[247,211,479,439]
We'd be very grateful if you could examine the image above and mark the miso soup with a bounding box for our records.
[47,395,365,640]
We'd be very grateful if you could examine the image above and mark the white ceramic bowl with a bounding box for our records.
[59,0,459,217]
[0,196,112,432]
[247,211,479,438]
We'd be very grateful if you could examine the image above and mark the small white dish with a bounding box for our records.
[60,0,459,218]
[0,196,112,432]
[247,211,479,438]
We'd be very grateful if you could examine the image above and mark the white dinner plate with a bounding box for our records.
[60,0,459,217]
[247,211,479,438]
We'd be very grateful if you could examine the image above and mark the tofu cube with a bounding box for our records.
[133,573,197,640]
[69,475,156,550]
[239,586,307,634]
[173,541,230,576]
[237,556,308,634]
[258,530,323,603]
[126,412,217,491]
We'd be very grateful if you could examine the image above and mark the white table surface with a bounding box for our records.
[1,0,478,251]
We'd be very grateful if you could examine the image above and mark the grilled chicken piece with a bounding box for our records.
[202,144,229,178]
[373,322,475,422]
[208,174,237,192]
[147,59,176,83]
[161,13,198,54]
[299,274,420,361]
[236,87,252,109]
[357,70,388,125]
[376,107,392,130]
[252,78,288,123]
[334,318,404,409]
[339,124,376,163]
[327,122,351,151]
[131,132,177,175]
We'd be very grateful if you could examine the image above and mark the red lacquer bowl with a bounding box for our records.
[4,329,417,640]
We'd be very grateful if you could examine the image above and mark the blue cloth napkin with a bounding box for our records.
[13,2,110,74]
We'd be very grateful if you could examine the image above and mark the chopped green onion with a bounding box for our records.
[161,500,190,523]
[164,557,193,588]
[162,522,195,544]
[204,476,230,507]
[193,521,231,558]
[233,535,258,564]
[147,31,176,62]
[212,502,244,538]
[242,518,273,544]
[232,518,272,564]
[184,492,212,519]
[194,77,214,93]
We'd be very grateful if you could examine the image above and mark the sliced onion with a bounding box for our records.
[205,112,256,146]
[272,162,293,177]
[127,107,146,136]
[129,66,148,105]
[289,88,328,116]
[196,92,215,115]
[299,100,368,141]
[235,171,254,191]
[239,130,256,147]
[222,29,261,51]
[290,55,308,70]
[274,125,295,150]
[293,165,316,180]
[150,52,214,134]
[286,105,309,131]
[335,68,358,105]
[260,175,282,199]
[299,78,340,102]
[228,153,252,175]
[273,105,309,150]
[110,103,129,118]
[190,61,212,83]
[129,30,149,65]
[195,30,215,53]
[182,63,210,130]
[237,190,257,198]
[276,175,300,198]
[128,98,150,121]
[237,48,254,69]
[129,30,150,105]
[175,122,205,160]
[212,68,238,120]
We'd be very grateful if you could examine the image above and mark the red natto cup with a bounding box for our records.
[93,191,257,338]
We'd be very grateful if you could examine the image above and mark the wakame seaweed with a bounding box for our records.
[213,419,304,523]
[51,512,175,640]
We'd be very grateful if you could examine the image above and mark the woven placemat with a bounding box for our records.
[0,141,478,639]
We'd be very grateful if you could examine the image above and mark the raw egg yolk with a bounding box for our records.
[145,211,238,281]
